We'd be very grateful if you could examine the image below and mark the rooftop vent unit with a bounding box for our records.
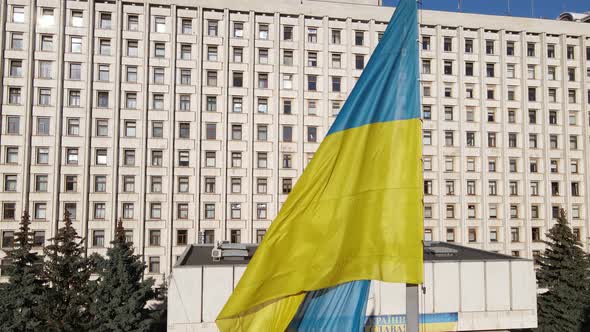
[425,246,458,257]
[211,241,249,261]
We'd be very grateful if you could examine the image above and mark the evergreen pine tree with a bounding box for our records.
[536,208,590,332]
[0,211,46,331]
[40,210,96,331]
[88,219,155,332]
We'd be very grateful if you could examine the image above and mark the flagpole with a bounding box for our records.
[405,1,422,332]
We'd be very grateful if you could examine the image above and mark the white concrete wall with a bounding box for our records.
[168,260,538,331]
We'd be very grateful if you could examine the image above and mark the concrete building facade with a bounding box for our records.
[0,0,589,278]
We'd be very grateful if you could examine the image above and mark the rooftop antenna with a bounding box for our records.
[507,0,511,16]
[458,0,462,12]
[530,0,534,17]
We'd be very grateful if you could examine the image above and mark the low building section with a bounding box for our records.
[168,242,537,331]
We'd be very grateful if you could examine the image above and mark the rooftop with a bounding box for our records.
[175,241,525,268]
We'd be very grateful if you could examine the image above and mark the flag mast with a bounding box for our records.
[406,0,423,332]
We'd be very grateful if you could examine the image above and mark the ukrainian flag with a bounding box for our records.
[216,0,422,330]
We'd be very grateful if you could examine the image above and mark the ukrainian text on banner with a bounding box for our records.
[364,313,459,332]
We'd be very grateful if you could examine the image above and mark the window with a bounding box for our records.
[446,228,455,243]
[121,175,134,193]
[258,98,268,113]
[257,125,268,141]
[443,61,452,75]
[511,228,520,242]
[127,40,138,57]
[233,22,244,38]
[97,91,109,108]
[127,15,139,31]
[422,59,431,74]
[468,228,477,243]
[508,133,517,148]
[527,43,535,57]
[91,230,105,248]
[67,148,79,165]
[12,6,25,23]
[528,87,536,102]
[231,124,242,141]
[485,40,494,54]
[123,149,135,166]
[486,63,494,77]
[282,178,293,194]
[446,205,455,219]
[64,203,77,220]
[122,203,134,219]
[567,45,575,60]
[422,106,431,120]
[4,175,17,192]
[2,231,14,248]
[551,182,560,196]
[36,147,49,164]
[464,38,473,53]
[178,151,190,167]
[569,89,577,103]
[5,147,17,164]
[10,60,23,77]
[180,18,192,34]
[283,154,292,168]
[15,29,32,49]
[423,131,432,145]
[64,175,77,192]
[258,73,269,89]
[39,61,52,79]
[99,12,112,29]
[307,126,317,142]
[154,16,166,33]
[355,55,365,70]
[150,203,162,219]
[148,257,160,274]
[444,131,454,146]
[150,176,162,193]
[467,180,476,195]
[445,181,455,195]
[125,66,138,82]
[180,44,191,60]
[152,121,164,138]
[92,151,109,172]
[230,203,241,219]
[444,106,453,121]
[328,29,341,44]
[33,203,47,220]
[307,52,317,67]
[178,122,190,139]
[466,158,475,172]
[571,160,579,174]
[488,180,497,196]
[153,67,165,84]
[550,135,558,149]
[256,230,267,243]
[152,94,164,110]
[443,37,452,52]
[572,182,580,197]
[70,36,82,53]
[8,88,21,105]
[465,62,474,76]
[331,76,342,92]
[6,116,19,134]
[257,178,268,194]
[232,97,243,113]
[570,135,578,150]
[355,31,364,46]
[424,205,433,218]
[208,20,218,36]
[176,229,188,246]
[94,176,106,192]
[549,110,557,125]
[282,126,293,142]
[424,180,433,195]
[258,24,269,40]
[207,71,217,86]
[66,118,80,136]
